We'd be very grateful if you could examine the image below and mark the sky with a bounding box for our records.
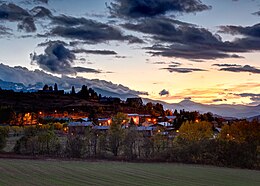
[0,0,259,105]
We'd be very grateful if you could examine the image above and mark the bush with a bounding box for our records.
[0,127,9,150]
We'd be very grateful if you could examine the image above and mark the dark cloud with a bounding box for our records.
[30,6,52,18]
[219,23,260,38]
[47,15,144,44]
[0,3,36,32]
[73,67,101,73]
[219,65,260,74]
[122,17,194,42]
[124,18,242,59]
[147,44,242,60]
[37,40,69,47]
[123,17,260,60]
[0,3,52,32]
[108,0,211,19]
[152,61,181,66]
[152,61,168,64]
[32,41,107,74]
[236,93,260,103]
[253,11,260,16]
[212,64,242,67]
[238,93,260,97]
[0,3,30,20]
[34,0,48,4]
[0,25,12,35]
[159,89,169,96]
[18,16,36,32]
[160,66,206,73]
[72,49,117,55]
[115,55,127,58]
[31,42,76,74]
[212,99,227,102]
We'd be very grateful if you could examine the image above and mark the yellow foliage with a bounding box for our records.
[218,120,260,144]
[178,121,213,141]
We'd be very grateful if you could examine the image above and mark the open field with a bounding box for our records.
[0,159,259,186]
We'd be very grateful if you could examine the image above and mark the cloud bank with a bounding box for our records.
[0,63,148,97]
[108,0,211,18]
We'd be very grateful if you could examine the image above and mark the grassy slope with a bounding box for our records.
[0,159,259,186]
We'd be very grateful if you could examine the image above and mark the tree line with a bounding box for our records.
[0,113,258,169]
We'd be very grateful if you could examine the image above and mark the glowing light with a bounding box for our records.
[176,130,179,133]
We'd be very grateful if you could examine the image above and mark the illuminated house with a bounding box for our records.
[97,118,112,126]
[127,114,139,125]
[68,121,94,135]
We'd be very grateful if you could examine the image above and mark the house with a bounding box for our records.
[100,97,121,104]
[141,121,154,127]
[97,118,112,126]
[136,126,154,137]
[213,127,222,138]
[68,121,95,135]
[139,114,153,123]
[127,114,140,125]
[157,122,173,127]
[165,116,176,122]
[93,125,110,134]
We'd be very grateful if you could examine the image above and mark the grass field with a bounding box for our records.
[0,159,259,186]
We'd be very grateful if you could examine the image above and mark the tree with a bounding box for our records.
[49,86,53,91]
[218,120,260,144]
[54,83,58,91]
[178,121,213,141]
[122,124,140,159]
[43,84,49,91]
[165,109,173,116]
[0,127,9,150]
[108,112,127,156]
[71,86,76,95]
[14,126,60,155]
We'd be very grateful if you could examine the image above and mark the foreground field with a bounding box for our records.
[0,159,259,186]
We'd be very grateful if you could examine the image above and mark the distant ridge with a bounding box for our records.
[0,63,147,98]
[143,98,260,119]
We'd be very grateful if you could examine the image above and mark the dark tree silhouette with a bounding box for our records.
[54,83,58,92]
[71,86,76,95]
[43,84,49,91]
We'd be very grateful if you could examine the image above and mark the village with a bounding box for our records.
[0,84,259,169]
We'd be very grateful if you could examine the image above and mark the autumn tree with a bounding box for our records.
[218,120,260,144]
[122,125,140,159]
[108,112,127,156]
[178,121,213,141]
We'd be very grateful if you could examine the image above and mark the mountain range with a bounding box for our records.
[0,63,259,119]
[143,99,260,119]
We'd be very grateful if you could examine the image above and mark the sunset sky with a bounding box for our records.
[0,0,259,105]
